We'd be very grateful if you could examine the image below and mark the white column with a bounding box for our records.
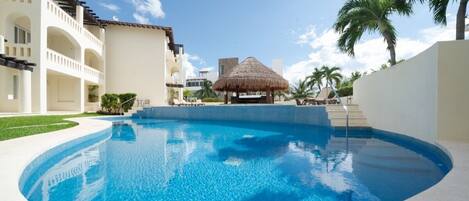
[21,70,32,113]
[76,5,84,26]
[79,78,85,113]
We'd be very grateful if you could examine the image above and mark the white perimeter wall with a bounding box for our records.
[354,40,469,143]
[104,25,167,106]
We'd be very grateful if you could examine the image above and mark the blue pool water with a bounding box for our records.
[21,118,451,201]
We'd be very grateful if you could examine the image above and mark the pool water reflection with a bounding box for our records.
[22,118,450,201]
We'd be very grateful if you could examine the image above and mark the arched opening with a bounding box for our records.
[47,26,81,60]
[84,49,103,71]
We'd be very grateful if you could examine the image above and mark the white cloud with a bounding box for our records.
[181,53,204,79]
[133,13,149,24]
[284,20,456,83]
[112,16,120,21]
[100,3,120,12]
[131,0,165,24]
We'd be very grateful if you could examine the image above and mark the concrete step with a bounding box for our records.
[326,104,361,110]
[327,112,366,119]
[330,118,369,127]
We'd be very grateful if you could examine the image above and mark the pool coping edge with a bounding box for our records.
[0,117,113,201]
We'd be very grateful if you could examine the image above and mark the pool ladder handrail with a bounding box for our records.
[329,82,349,139]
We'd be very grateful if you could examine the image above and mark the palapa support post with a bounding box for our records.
[272,90,275,104]
[224,91,228,104]
[266,89,272,104]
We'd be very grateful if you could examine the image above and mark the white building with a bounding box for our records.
[0,0,184,114]
[185,68,217,92]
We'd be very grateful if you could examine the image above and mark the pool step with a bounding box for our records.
[326,104,370,128]
[124,107,143,116]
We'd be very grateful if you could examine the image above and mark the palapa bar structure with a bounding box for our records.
[213,57,288,104]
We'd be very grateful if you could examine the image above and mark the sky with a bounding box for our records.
[88,0,463,82]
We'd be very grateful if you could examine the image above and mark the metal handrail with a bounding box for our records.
[329,82,349,138]
[118,96,137,114]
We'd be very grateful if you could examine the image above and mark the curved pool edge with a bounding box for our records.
[0,117,113,201]
[408,140,469,201]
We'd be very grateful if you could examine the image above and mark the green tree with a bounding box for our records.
[195,80,217,99]
[321,66,343,89]
[350,71,362,84]
[183,89,193,98]
[334,0,413,65]
[402,0,468,40]
[290,79,314,99]
[306,67,325,91]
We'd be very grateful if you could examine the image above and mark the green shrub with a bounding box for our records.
[337,86,353,97]
[202,97,224,102]
[101,94,119,113]
[118,93,137,112]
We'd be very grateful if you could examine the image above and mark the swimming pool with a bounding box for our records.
[20,118,451,201]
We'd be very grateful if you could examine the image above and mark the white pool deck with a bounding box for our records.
[0,117,467,201]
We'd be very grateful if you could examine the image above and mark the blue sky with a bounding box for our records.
[89,0,461,81]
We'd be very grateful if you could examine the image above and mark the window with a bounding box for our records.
[14,26,31,44]
[13,75,18,100]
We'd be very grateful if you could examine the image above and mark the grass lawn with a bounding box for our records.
[0,113,104,141]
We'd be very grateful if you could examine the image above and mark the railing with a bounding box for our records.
[46,0,82,34]
[46,0,103,49]
[84,65,102,83]
[46,49,82,75]
[5,0,32,4]
[46,49,102,83]
[83,29,103,48]
[329,82,349,138]
[4,43,32,58]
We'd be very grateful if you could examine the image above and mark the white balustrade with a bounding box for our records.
[84,64,102,83]
[5,0,32,4]
[46,0,103,50]
[46,0,82,34]
[46,49,103,84]
[4,43,32,59]
[46,49,82,76]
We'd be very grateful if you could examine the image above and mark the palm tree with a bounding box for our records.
[321,66,343,89]
[334,0,413,65]
[290,79,313,104]
[350,71,362,84]
[402,0,468,40]
[195,80,217,99]
[306,68,324,91]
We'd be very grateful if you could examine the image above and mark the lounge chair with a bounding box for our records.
[195,99,205,106]
[311,88,337,105]
[173,99,186,106]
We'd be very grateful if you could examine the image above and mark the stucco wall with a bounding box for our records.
[0,68,20,112]
[436,42,469,141]
[47,74,80,111]
[354,40,469,143]
[104,25,167,106]
[134,105,331,126]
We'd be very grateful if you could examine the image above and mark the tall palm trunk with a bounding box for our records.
[456,0,468,40]
[388,45,397,65]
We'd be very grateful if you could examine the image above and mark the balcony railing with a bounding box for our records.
[46,0,103,50]
[46,49,102,84]
[4,43,32,59]
[46,49,82,75]
[84,64,103,83]
[4,0,32,4]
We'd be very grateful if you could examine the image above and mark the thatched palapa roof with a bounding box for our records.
[213,57,289,92]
